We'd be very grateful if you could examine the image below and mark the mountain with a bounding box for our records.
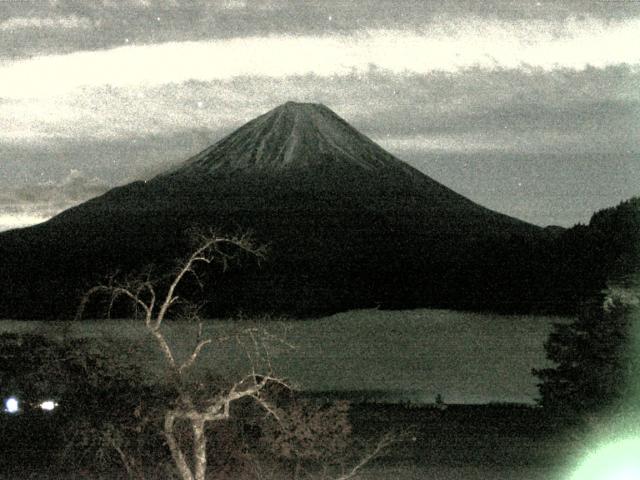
[1,102,560,319]
[170,101,420,175]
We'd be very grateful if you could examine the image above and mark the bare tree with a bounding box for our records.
[77,228,404,480]
[77,229,288,480]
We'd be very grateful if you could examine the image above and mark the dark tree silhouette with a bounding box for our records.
[0,333,168,478]
[533,282,639,422]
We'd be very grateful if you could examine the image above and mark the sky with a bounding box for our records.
[1,0,639,231]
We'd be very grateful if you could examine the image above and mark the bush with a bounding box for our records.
[0,333,169,477]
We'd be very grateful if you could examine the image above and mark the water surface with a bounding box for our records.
[0,309,568,404]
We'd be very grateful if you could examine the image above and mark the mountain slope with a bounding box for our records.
[0,102,551,319]
[168,102,421,176]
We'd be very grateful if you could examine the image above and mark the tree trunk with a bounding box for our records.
[193,417,208,480]
[164,412,195,480]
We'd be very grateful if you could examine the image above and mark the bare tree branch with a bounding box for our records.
[334,432,405,480]
[178,339,212,374]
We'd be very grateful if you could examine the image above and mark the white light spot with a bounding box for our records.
[4,397,19,413]
[39,400,57,411]
[197,101,204,108]
[571,438,640,480]
[124,38,129,43]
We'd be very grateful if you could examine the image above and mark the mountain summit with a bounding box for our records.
[168,101,418,178]
[0,102,551,319]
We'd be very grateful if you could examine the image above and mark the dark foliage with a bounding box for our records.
[0,333,170,477]
[532,198,640,421]
[533,284,639,422]
[542,197,640,313]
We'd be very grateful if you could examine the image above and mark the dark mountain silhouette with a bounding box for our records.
[1,102,628,319]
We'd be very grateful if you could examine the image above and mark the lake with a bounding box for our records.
[0,309,569,405]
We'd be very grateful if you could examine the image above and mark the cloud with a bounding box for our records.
[1,16,639,100]
[0,51,637,229]
[220,0,247,10]
[0,170,110,231]
[0,15,92,31]
[0,132,214,193]
[0,213,52,232]
[0,169,108,207]
[2,64,638,157]
[2,1,639,62]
